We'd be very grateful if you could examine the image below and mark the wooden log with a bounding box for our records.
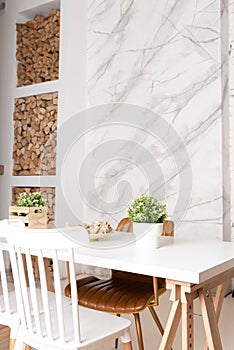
[16,9,60,86]
[13,93,57,176]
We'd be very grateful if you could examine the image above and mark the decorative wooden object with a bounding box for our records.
[9,206,47,229]
[12,92,57,176]
[16,8,60,87]
[0,165,4,175]
[12,187,55,225]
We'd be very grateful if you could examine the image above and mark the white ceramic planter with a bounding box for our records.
[133,222,163,249]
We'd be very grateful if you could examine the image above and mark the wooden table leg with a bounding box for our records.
[123,341,133,350]
[22,254,29,286]
[182,299,194,350]
[159,299,181,350]
[22,254,54,292]
[164,270,233,350]
[199,288,223,350]
[43,257,54,292]
[204,283,227,350]
[66,261,70,284]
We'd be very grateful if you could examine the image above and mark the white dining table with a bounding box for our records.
[62,228,234,350]
[3,224,234,350]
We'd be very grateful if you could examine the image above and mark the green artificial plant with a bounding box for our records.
[128,194,168,223]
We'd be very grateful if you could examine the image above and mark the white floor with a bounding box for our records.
[94,291,234,350]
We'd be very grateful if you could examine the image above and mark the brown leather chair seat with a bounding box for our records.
[64,273,166,314]
[64,218,173,350]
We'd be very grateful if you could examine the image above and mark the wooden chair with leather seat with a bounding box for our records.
[64,218,174,350]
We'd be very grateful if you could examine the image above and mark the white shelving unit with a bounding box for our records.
[11,0,60,223]
[0,0,87,224]
[14,81,60,99]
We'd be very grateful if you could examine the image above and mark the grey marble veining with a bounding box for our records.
[75,0,229,239]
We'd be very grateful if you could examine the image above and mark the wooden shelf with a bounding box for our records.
[0,165,4,175]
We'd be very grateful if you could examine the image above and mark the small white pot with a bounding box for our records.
[133,222,163,249]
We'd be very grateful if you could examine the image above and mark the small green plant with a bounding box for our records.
[128,194,168,223]
[17,192,45,207]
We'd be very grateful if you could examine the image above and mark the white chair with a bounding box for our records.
[6,228,132,350]
[0,219,24,350]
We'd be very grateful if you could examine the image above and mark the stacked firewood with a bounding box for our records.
[12,187,55,224]
[16,8,60,87]
[13,92,57,176]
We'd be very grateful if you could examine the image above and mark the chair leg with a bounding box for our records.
[115,314,121,349]
[115,337,119,349]
[123,341,133,350]
[148,306,164,335]
[9,339,15,350]
[134,313,144,350]
[11,339,25,350]
[8,339,30,350]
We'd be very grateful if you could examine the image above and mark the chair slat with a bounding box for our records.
[9,245,26,328]
[0,220,22,346]
[25,250,42,335]
[16,248,33,332]
[52,250,65,342]
[37,251,53,338]
[6,227,132,350]
[68,248,80,343]
[0,246,10,314]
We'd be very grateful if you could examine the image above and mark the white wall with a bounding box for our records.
[229,1,234,241]
[55,0,87,226]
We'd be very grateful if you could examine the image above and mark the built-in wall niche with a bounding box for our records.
[12,92,57,176]
[12,186,56,224]
[16,0,60,87]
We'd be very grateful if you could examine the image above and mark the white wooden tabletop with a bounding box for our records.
[3,222,234,285]
[70,235,234,284]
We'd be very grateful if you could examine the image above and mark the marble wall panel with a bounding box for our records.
[82,0,225,237]
[75,0,227,238]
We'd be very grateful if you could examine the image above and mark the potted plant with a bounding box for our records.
[127,194,168,248]
[16,192,45,208]
[9,192,47,228]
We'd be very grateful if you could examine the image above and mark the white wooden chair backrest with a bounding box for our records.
[0,242,13,317]
[7,228,82,346]
[0,219,23,319]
